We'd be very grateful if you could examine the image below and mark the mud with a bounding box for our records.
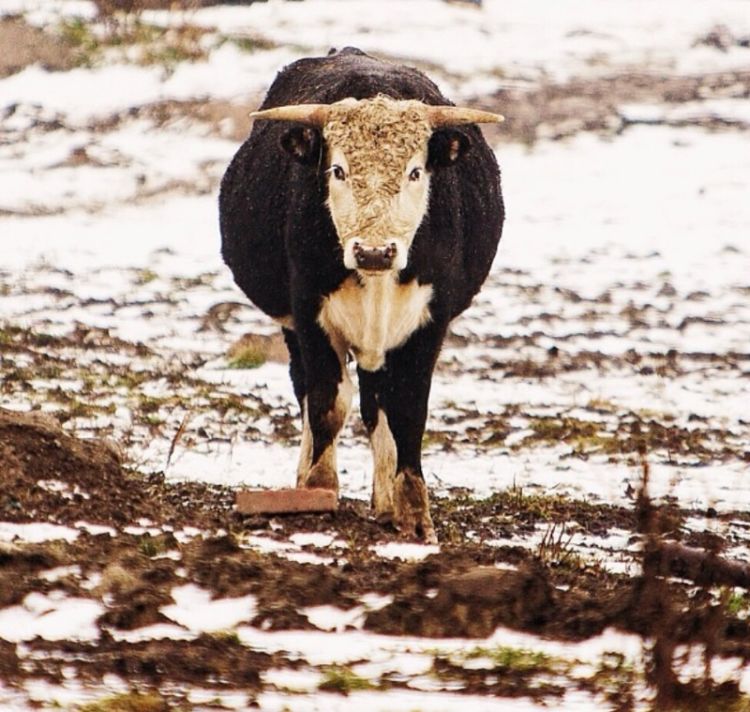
[1,408,749,707]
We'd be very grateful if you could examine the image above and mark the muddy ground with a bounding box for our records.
[1,403,750,709]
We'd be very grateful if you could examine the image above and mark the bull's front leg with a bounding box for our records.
[358,367,395,519]
[294,317,352,494]
[361,320,446,543]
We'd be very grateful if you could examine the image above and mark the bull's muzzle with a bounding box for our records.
[352,242,397,271]
[344,238,406,273]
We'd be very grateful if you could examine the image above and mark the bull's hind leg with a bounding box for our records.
[282,328,312,485]
[289,322,352,493]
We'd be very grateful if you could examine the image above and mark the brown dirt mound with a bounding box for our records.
[0,408,163,526]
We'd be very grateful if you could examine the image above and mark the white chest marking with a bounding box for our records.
[318,275,433,371]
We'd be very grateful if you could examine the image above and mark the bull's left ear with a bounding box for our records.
[280,126,321,166]
[427,129,472,169]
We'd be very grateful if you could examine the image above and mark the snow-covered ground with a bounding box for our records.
[2,0,750,709]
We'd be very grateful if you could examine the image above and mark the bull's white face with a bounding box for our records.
[326,145,430,272]
[322,97,434,273]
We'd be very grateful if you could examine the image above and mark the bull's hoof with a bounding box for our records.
[303,463,339,493]
[392,469,437,544]
[375,509,393,526]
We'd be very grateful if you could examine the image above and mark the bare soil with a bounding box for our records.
[0,16,78,77]
[1,407,749,707]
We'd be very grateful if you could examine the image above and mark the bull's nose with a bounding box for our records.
[352,242,397,271]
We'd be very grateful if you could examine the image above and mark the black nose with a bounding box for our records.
[353,243,396,271]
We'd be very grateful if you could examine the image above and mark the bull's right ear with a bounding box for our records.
[280,126,321,166]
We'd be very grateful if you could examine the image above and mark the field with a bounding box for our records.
[2,1,750,709]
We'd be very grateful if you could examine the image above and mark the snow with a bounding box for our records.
[0,522,80,543]
[0,591,103,642]
[257,688,605,712]
[110,623,197,642]
[303,604,366,632]
[0,46,296,125]
[178,0,750,87]
[371,542,441,561]
[289,531,337,547]
[160,583,258,632]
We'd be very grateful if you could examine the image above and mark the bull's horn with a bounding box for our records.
[426,106,505,127]
[249,104,331,127]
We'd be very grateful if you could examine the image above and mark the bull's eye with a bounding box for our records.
[331,164,346,181]
[408,167,422,182]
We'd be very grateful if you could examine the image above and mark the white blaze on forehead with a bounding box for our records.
[323,96,433,187]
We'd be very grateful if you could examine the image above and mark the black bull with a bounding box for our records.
[219,48,504,541]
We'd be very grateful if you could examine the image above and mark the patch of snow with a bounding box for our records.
[0,591,103,642]
[371,542,441,561]
[257,686,604,711]
[262,668,323,693]
[160,583,257,632]
[284,551,337,566]
[0,46,296,126]
[109,623,197,643]
[303,604,366,632]
[40,565,81,582]
[289,532,336,548]
[185,0,750,89]
[37,479,90,499]
[0,522,79,544]
[359,592,394,612]
[75,522,116,537]
[122,524,162,537]
[173,526,204,543]
[187,689,252,709]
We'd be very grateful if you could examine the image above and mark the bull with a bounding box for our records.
[219,48,504,542]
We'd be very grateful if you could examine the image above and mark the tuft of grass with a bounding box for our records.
[95,563,139,598]
[506,486,572,521]
[77,691,168,712]
[59,17,101,67]
[134,268,158,286]
[227,346,266,370]
[221,34,278,54]
[587,651,637,710]
[208,629,241,645]
[464,645,554,672]
[521,416,610,453]
[318,666,375,695]
[725,590,750,617]
[137,534,160,558]
[58,11,209,74]
[536,521,581,568]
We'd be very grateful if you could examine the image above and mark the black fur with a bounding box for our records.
[219,47,504,493]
